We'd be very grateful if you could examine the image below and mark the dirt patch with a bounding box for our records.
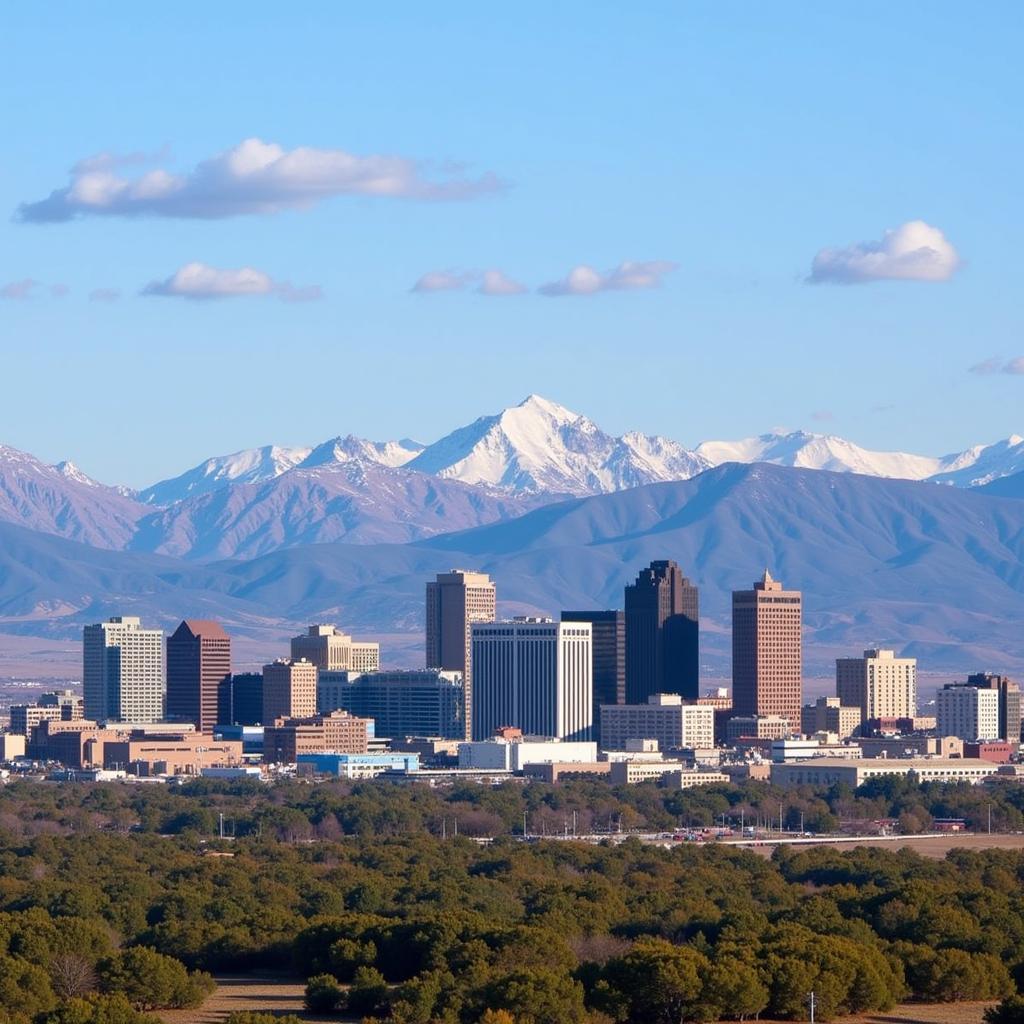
[742,832,1024,860]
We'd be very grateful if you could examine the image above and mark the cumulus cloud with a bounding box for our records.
[969,356,1024,376]
[18,138,504,222]
[478,270,527,295]
[411,268,528,295]
[89,288,121,302]
[411,270,475,293]
[142,261,322,302]
[0,278,37,299]
[808,220,960,284]
[538,260,677,296]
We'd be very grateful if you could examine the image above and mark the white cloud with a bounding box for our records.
[809,220,960,284]
[0,278,37,300]
[538,260,677,296]
[89,288,121,303]
[969,356,1024,376]
[142,261,322,301]
[18,138,504,222]
[478,270,527,295]
[411,270,474,293]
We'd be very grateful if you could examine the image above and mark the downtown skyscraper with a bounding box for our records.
[83,616,165,723]
[624,560,699,702]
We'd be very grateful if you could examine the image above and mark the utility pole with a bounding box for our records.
[219,813,224,839]
[523,810,528,838]
[442,819,446,840]
[988,804,993,834]
[808,990,816,1023]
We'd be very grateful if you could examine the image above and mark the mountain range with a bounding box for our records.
[2,395,1023,560]
[0,462,1022,676]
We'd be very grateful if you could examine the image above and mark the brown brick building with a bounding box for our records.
[263,710,373,763]
[167,620,232,733]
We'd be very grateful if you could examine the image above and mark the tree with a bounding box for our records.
[481,968,587,1024]
[50,953,98,1000]
[304,974,345,1014]
[99,947,214,1010]
[602,939,711,1023]
[701,959,768,1021]
[347,966,389,1018]
[40,993,160,1024]
[986,995,1024,1024]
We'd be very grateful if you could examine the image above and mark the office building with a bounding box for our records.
[600,694,714,753]
[298,752,419,778]
[290,625,380,674]
[262,659,317,725]
[166,620,231,734]
[836,649,917,723]
[263,710,373,763]
[9,690,83,736]
[963,673,1022,743]
[562,610,625,736]
[83,617,165,723]
[458,736,597,771]
[801,696,862,740]
[624,560,699,702]
[218,673,263,726]
[471,618,592,741]
[772,757,998,789]
[426,570,497,739]
[937,684,1001,742]
[319,669,464,739]
[732,571,802,731]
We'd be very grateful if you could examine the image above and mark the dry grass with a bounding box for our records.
[741,832,1024,860]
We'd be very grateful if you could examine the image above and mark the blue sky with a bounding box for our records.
[2,2,1022,487]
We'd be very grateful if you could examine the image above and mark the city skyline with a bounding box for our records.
[4,5,1024,486]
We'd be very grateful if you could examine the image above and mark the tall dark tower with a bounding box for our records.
[166,620,231,733]
[624,560,699,702]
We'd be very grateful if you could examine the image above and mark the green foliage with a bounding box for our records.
[98,946,215,1010]
[40,993,160,1024]
[303,973,345,1013]
[986,994,1024,1024]
[347,965,389,1017]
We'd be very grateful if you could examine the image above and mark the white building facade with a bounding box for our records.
[936,685,1000,741]
[836,649,917,721]
[599,694,714,752]
[83,616,165,723]
[471,618,592,741]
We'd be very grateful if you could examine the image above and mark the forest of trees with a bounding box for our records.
[0,776,1020,1022]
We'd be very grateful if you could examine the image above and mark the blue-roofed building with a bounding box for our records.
[297,752,419,779]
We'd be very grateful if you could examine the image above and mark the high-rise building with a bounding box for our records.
[801,696,862,740]
[318,669,465,739]
[732,571,802,731]
[262,659,317,725]
[937,685,1000,741]
[471,618,592,742]
[426,570,496,740]
[83,617,165,723]
[624,561,699,703]
[166,620,231,733]
[836,649,917,724]
[218,673,263,726]
[959,674,1020,742]
[290,625,380,673]
[562,610,625,740]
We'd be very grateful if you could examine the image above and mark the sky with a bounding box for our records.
[2,2,1022,488]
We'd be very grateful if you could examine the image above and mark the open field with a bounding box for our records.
[160,978,995,1024]
[736,831,1024,860]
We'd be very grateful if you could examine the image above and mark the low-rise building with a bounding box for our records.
[726,715,791,742]
[609,759,688,785]
[0,733,26,760]
[963,741,1015,763]
[297,752,419,778]
[770,738,863,763]
[771,757,999,789]
[103,732,243,776]
[856,735,964,759]
[458,737,597,772]
[9,690,84,735]
[801,696,862,740]
[600,694,714,752]
[664,769,731,789]
[263,710,373,764]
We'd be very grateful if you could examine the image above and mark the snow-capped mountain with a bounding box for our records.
[299,435,424,470]
[0,444,146,549]
[694,429,1024,488]
[140,444,312,506]
[407,394,711,495]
